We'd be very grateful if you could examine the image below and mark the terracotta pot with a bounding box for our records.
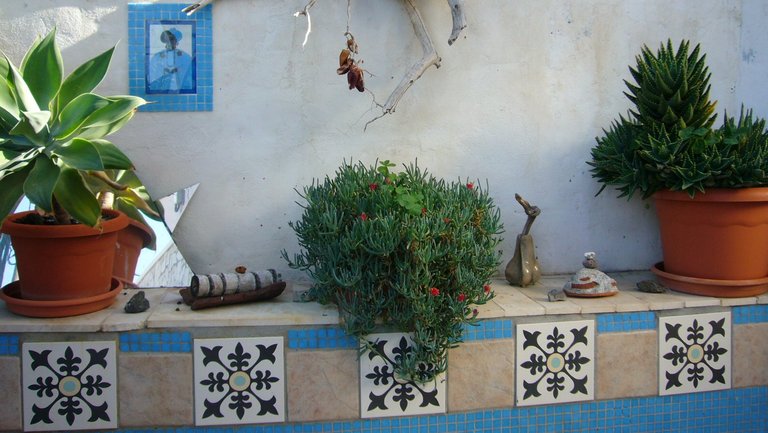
[113,219,153,287]
[653,187,768,296]
[1,209,129,301]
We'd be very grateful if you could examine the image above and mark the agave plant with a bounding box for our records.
[0,28,147,227]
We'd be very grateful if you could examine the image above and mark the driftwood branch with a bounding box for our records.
[364,0,441,130]
[181,0,214,15]
[293,0,318,48]
[447,0,467,45]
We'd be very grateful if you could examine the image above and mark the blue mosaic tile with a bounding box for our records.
[0,334,19,355]
[733,304,768,324]
[119,331,192,352]
[462,318,513,341]
[128,3,213,112]
[88,386,767,432]
[287,327,357,350]
[597,311,656,333]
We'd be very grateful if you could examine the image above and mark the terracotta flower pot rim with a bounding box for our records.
[654,187,768,203]
[0,278,123,317]
[1,209,129,238]
[651,262,768,286]
[126,219,154,248]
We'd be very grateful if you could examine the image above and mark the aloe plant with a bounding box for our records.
[624,39,717,135]
[590,40,768,198]
[0,28,147,227]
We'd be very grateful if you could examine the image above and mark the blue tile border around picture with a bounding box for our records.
[127,2,213,112]
[87,386,767,433]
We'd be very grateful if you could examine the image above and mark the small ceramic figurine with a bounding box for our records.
[563,252,619,297]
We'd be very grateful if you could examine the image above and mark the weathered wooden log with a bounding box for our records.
[190,269,281,298]
[180,281,287,310]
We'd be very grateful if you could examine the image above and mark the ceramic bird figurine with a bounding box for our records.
[505,194,541,287]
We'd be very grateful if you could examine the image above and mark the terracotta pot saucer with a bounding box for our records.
[651,262,768,298]
[0,278,123,318]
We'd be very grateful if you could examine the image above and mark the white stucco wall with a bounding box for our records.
[1,1,766,279]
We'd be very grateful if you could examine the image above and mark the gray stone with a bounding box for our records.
[637,280,668,294]
[124,290,150,313]
[547,289,567,302]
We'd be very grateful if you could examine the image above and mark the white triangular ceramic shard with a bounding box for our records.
[156,183,199,233]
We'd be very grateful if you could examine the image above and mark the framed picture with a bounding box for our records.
[128,3,212,111]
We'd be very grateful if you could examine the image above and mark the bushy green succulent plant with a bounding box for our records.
[589,40,768,198]
[283,160,503,383]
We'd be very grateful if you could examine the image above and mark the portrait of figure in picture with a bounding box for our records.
[146,22,196,94]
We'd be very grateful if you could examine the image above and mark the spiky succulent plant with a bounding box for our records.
[589,40,768,198]
[624,39,717,135]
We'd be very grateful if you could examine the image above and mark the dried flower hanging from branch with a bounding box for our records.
[338,33,364,92]
[183,0,467,128]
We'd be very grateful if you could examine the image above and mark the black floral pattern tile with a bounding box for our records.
[193,337,285,425]
[659,312,731,395]
[22,341,117,431]
[360,332,446,418]
[516,320,595,406]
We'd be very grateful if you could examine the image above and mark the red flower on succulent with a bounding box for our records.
[472,308,479,317]
[483,284,491,294]
[421,207,427,215]
[457,293,466,302]
[369,183,379,191]
[466,182,474,189]
[443,217,452,224]
[429,287,440,296]
[360,212,368,221]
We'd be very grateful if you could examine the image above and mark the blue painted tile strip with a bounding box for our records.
[733,304,768,324]
[597,312,656,333]
[119,332,192,352]
[463,318,514,341]
[92,386,766,432]
[287,327,357,350]
[0,334,19,355]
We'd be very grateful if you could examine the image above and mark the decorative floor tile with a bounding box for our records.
[516,320,595,406]
[360,332,446,418]
[659,311,731,396]
[22,341,117,431]
[193,337,285,425]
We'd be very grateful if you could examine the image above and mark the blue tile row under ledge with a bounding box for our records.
[732,304,768,324]
[597,312,656,333]
[120,332,192,352]
[0,334,19,355]
[288,327,357,349]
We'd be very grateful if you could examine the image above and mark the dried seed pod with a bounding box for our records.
[339,48,351,67]
[347,67,359,90]
[346,35,358,54]
[348,64,364,92]
[337,57,353,75]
